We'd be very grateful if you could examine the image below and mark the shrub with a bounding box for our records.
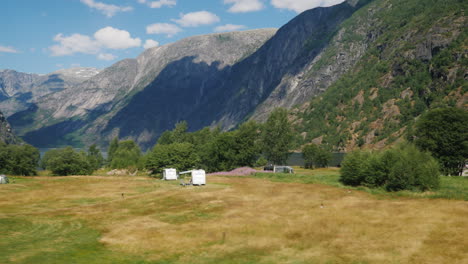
[386,145,440,191]
[42,147,93,176]
[340,150,371,186]
[340,144,440,191]
[0,143,40,176]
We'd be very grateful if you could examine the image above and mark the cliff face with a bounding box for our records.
[0,110,18,144]
[215,0,370,128]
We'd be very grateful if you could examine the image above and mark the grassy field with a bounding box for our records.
[1,170,467,264]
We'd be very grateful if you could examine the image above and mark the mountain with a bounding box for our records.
[102,0,371,148]
[6,0,467,151]
[8,29,277,148]
[0,68,100,117]
[293,0,467,151]
[213,0,371,128]
[0,110,18,144]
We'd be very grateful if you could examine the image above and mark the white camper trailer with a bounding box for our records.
[0,175,9,184]
[162,168,178,180]
[191,170,206,185]
[179,169,206,186]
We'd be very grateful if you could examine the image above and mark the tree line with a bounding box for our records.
[0,107,466,187]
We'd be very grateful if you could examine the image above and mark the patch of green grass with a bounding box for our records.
[253,168,468,200]
[0,217,155,264]
[428,176,468,200]
[253,171,341,187]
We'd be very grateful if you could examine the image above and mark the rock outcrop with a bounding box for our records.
[0,110,18,144]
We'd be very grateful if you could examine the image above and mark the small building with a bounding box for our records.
[191,170,206,185]
[162,168,178,180]
[0,175,9,184]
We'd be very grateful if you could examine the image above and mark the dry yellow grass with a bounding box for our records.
[1,174,467,263]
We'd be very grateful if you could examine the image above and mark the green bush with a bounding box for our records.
[340,150,371,186]
[0,143,40,176]
[386,145,440,191]
[42,147,93,176]
[340,144,440,191]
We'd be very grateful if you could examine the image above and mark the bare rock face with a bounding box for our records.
[0,110,18,144]
[215,0,367,128]
[0,68,100,117]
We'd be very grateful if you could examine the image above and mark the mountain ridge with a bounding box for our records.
[4,0,467,151]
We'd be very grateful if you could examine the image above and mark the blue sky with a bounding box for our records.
[1,0,344,74]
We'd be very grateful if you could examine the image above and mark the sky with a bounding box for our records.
[1,0,345,74]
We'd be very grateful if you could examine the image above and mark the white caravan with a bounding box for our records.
[180,169,206,185]
[162,168,178,180]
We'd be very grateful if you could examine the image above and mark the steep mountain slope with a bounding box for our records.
[10,29,276,147]
[0,68,100,117]
[0,110,18,144]
[294,0,467,151]
[215,0,372,128]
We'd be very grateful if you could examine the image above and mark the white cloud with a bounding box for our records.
[224,0,264,13]
[146,23,182,37]
[137,0,176,8]
[173,11,220,27]
[94,27,141,49]
[214,24,247,32]
[144,39,160,49]
[150,0,176,8]
[50,33,100,56]
[49,27,141,59]
[0,45,19,53]
[271,0,345,13]
[80,0,133,17]
[98,53,117,61]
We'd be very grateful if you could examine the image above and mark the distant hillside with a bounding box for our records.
[0,68,100,117]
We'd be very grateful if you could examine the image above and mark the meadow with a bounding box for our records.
[1,169,467,264]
